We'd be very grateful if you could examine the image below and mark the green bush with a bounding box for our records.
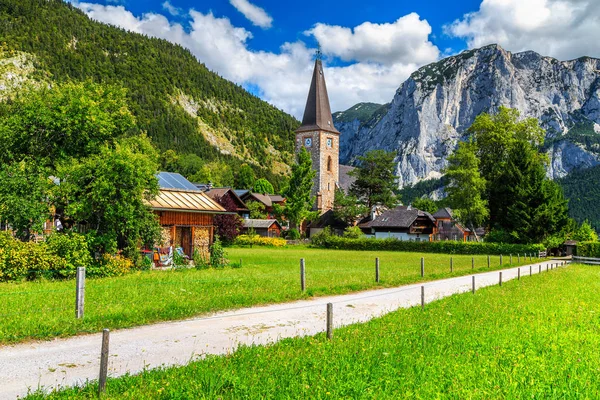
[576,241,600,257]
[210,237,227,268]
[286,229,301,240]
[0,233,66,282]
[45,233,93,279]
[311,235,544,255]
[343,226,364,239]
[87,254,133,278]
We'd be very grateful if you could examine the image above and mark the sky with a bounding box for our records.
[71,0,600,118]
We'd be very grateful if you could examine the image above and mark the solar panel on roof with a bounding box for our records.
[156,172,200,191]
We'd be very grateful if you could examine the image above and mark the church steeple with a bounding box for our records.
[296,58,339,134]
[295,55,340,213]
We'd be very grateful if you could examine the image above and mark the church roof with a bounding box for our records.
[296,59,340,135]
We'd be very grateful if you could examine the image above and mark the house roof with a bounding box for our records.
[296,58,340,135]
[307,209,348,230]
[157,172,200,191]
[204,188,249,212]
[564,240,578,246]
[362,206,435,229]
[243,219,281,229]
[338,164,356,193]
[241,192,285,207]
[146,189,226,213]
[433,207,454,219]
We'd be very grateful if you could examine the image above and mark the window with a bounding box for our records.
[327,156,332,172]
[328,182,330,191]
[327,138,332,147]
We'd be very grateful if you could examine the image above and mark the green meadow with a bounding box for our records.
[1,246,537,344]
[28,264,599,399]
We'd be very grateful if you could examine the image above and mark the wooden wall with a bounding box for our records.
[156,211,214,227]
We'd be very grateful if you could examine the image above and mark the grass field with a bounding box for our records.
[27,264,600,399]
[0,246,539,344]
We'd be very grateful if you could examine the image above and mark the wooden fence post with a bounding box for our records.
[487,255,490,268]
[518,268,521,280]
[375,258,380,283]
[300,259,306,292]
[420,257,425,277]
[530,265,532,276]
[326,303,333,340]
[472,276,475,294]
[500,254,503,265]
[75,267,85,319]
[421,285,425,310]
[98,329,110,396]
[539,265,541,274]
[499,271,502,286]
[450,257,453,273]
[472,257,474,270]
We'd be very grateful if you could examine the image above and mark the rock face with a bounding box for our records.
[335,44,600,188]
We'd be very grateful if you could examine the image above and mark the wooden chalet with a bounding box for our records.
[359,206,436,241]
[146,172,227,259]
[203,188,249,217]
[432,208,485,242]
[239,192,285,218]
[242,219,283,237]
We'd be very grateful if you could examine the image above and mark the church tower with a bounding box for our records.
[295,55,340,213]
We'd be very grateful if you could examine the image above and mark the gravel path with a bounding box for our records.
[0,260,566,399]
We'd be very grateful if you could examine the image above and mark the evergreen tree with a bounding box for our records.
[349,150,398,210]
[333,189,369,226]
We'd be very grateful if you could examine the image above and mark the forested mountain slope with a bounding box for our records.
[0,0,299,187]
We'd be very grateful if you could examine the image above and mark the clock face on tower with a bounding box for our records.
[327,138,332,147]
[304,137,312,147]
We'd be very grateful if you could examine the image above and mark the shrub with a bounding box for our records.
[88,254,133,278]
[286,229,301,240]
[0,233,66,282]
[210,237,227,268]
[343,226,363,239]
[173,250,187,268]
[311,235,544,255]
[234,234,287,247]
[193,249,209,270]
[45,233,93,279]
[576,241,600,257]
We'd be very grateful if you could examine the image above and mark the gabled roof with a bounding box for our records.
[240,192,285,207]
[362,206,435,229]
[204,188,249,212]
[146,189,226,213]
[296,59,340,134]
[243,219,282,229]
[307,209,348,230]
[433,207,454,219]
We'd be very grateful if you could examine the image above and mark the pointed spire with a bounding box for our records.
[296,58,339,134]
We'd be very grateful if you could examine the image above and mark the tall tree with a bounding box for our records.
[349,150,398,210]
[55,135,161,257]
[236,164,256,190]
[333,189,369,226]
[281,147,317,229]
[253,178,274,195]
[445,141,488,241]
[412,198,439,215]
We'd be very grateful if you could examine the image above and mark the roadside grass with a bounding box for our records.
[1,246,540,345]
[27,264,600,399]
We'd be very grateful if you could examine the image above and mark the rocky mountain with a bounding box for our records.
[335,44,600,189]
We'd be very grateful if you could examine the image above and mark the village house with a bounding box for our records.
[238,191,285,219]
[202,187,249,217]
[359,206,436,241]
[146,172,227,260]
[432,207,485,242]
[242,219,283,237]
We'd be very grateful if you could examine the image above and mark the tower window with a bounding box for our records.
[327,156,332,172]
[328,182,330,191]
[327,138,332,147]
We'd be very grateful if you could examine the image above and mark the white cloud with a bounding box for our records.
[162,1,182,17]
[307,13,439,65]
[74,3,440,117]
[229,0,272,29]
[445,0,600,60]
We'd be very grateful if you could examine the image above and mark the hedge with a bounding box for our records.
[311,235,544,256]
[234,234,287,247]
[576,241,600,257]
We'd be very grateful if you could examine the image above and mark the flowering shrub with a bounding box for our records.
[234,234,287,247]
[88,253,133,278]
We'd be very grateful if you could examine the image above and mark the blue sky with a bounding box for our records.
[75,0,600,117]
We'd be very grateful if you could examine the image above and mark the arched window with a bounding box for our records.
[327,156,332,172]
